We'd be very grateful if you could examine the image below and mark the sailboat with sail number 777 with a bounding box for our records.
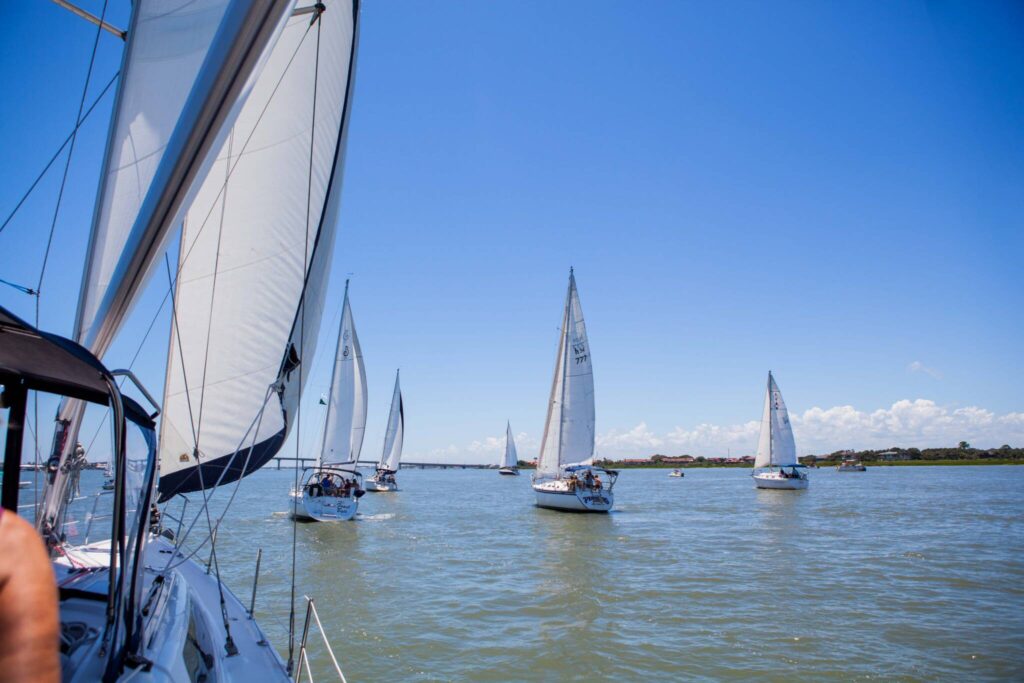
[751,372,809,490]
[290,280,367,521]
[532,269,617,512]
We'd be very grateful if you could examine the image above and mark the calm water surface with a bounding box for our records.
[167,466,1022,680]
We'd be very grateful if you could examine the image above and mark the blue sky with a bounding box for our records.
[1,1,1022,463]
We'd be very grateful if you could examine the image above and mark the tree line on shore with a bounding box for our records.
[556,443,1024,469]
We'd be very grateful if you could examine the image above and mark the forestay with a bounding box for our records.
[319,281,367,466]
[378,371,404,472]
[158,1,360,500]
[536,270,595,478]
[754,372,798,468]
[503,422,518,469]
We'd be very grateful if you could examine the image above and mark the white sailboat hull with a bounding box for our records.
[498,467,519,476]
[365,478,398,492]
[55,536,288,682]
[290,487,359,521]
[532,481,614,512]
[753,471,809,490]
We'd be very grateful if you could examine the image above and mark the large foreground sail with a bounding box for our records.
[41,0,295,530]
[378,371,404,472]
[319,280,367,466]
[536,269,595,479]
[754,372,798,468]
[158,1,360,500]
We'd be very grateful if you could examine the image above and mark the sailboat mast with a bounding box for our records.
[768,372,774,469]
[556,271,574,474]
[318,279,350,467]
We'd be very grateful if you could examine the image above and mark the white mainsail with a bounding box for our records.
[754,372,798,468]
[536,270,595,478]
[502,422,518,469]
[42,0,296,527]
[319,280,367,466]
[158,1,360,500]
[378,371,404,472]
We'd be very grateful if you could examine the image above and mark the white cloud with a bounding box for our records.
[431,400,1024,463]
[907,360,942,379]
[596,422,663,452]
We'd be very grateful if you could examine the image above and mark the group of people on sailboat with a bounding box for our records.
[565,469,603,492]
[291,282,407,519]
[308,473,360,498]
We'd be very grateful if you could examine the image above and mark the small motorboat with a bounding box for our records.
[668,469,684,478]
[837,459,866,472]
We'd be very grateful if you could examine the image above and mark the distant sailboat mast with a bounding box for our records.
[318,280,367,467]
[768,373,773,469]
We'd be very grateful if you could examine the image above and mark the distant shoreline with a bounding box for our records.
[593,459,1024,469]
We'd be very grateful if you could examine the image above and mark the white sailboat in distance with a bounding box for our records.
[365,370,403,492]
[751,372,809,490]
[532,269,617,512]
[291,281,367,521]
[499,422,520,475]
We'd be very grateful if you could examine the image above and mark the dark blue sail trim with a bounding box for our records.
[156,428,284,502]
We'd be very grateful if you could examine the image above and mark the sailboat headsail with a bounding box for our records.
[502,422,518,469]
[536,270,595,478]
[76,0,295,357]
[41,0,296,530]
[319,281,367,466]
[754,372,797,468]
[158,1,361,501]
[378,371,404,472]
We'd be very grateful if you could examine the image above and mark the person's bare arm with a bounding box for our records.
[0,511,60,683]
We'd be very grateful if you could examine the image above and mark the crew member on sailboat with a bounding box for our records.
[531,269,617,512]
[751,372,808,490]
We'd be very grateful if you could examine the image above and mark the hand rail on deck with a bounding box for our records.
[294,596,347,683]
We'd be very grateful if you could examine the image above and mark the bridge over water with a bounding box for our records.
[273,457,495,470]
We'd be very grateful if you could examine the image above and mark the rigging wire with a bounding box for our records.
[31,0,110,511]
[152,11,325,659]
[289,8,324,673]
[163,254,238,655]
[0,71,119,237]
